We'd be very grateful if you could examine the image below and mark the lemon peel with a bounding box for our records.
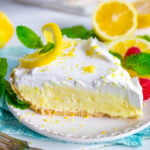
[20,23,63,69]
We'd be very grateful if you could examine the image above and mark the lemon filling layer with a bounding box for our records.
[11,37,143,118]
[18,84,141,117]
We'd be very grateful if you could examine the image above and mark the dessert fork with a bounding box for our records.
[0,132,42,150]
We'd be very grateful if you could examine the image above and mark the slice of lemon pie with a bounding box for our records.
[10,23,143,118]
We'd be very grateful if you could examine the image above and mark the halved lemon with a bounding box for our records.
[0,11,14,48]
[92,0,137,41]
[108,37,150,78]
[138,14,150,28]
[20,23,63,69]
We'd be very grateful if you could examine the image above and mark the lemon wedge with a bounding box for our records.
[0,11,14,48]
[92,0,137,41]
[20,23,63,69]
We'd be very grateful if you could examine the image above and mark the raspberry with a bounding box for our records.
[139,78,150,100]
[124,47,141,59]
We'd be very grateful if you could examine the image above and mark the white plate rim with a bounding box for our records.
[8,104,150,144]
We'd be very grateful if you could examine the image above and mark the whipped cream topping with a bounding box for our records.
[12,37,143,110]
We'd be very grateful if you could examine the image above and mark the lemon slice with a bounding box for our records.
[0,11,14,48]
[20,23,63,69]
[92,0,137,41]
[108,37,150,56]
[108,37,150,78]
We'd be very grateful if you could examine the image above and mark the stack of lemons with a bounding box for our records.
[92,0,150,79]
[92,0,150,51]
[92,0,150,41]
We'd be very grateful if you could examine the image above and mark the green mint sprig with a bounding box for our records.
[0,78,6,98]
[0,58,8,78]
[61,25,97,39]
[5,80,30,109]
[16,25,97,53]
[0,58,8,98]
[16,26,54,54]
[16,26,43,49]
[124,53,150,76]
[109,51,123,62]
[137,35,150,42]
[39,42,55,54]
[0,58,30,109]
[109,51,150,76]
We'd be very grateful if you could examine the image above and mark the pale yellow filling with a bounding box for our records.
[18,84,141,118]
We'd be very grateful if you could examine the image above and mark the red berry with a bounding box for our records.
[124,47,141,59]
[139,78,150,101]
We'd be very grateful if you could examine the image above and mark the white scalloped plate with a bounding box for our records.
[8,100,150,143]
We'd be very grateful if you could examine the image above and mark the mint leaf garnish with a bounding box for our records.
[138,35,150,42]
[5,80,30,110]
[0,58,7,98]
[5,92,30,110]
[88,29,97,38]
[0,78,6,98]
[124,53,150,76]
[109,51,123,62]
[16,26,43,49]
[0,57,30,109]
[39,42,55,54]
[62,26,96,39]
[0,58,8,78]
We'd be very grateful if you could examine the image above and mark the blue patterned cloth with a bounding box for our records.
[0,46,150,147]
